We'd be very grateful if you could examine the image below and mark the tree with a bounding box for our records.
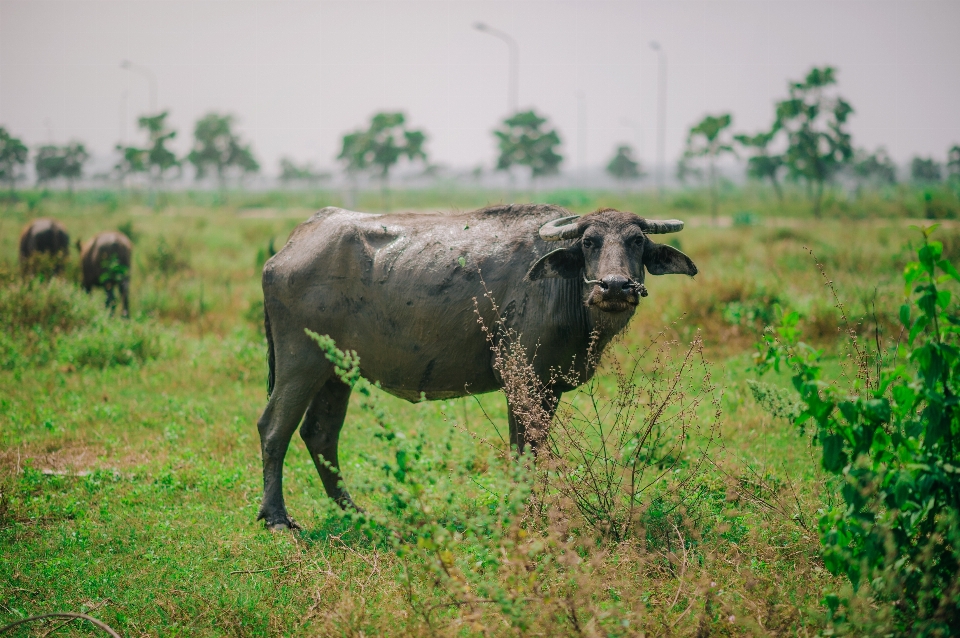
[338,112,427,208]
[911,156,942,183]
[117,111,179,191]
[278,158,331,186]
[735,127,785,202]
[948,145,960,183]
[0,127,28,194]
[35,142,89,192]
[188,113,259,196]
[682,113,735,220]
[493,110,562,185]
[605,145,643,182]
[775,66,854,217]
[851,147,897,187]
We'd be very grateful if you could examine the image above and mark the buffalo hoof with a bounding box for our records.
[258,507,303,531]
[265,516,302,532]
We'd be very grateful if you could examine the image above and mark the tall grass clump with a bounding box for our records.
[0,274,160,370]
[754,226,960,635]
[542,330,722,543]
[304,294,725,634]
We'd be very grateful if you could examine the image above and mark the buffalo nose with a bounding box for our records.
[599,275,631,293]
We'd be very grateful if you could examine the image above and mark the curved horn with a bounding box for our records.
[539,215,582,241]
[638,218,684,234]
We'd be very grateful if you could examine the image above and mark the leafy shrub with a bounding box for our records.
[146,236,189,276]
[754,228,960,634]
[0,277,159,369]
[0,277,99,333]
[57,319,158,368]
[303,301,725,632]
[671,192,705,211]
[538,331,720,542]
[116,220,139,244]
[732,210,760,226]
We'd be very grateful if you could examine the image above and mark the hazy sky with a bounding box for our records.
[1,0,958,176]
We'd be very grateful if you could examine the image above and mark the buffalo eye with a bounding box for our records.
[582,237,595,248]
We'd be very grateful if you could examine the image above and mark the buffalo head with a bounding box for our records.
[526,209,697,313]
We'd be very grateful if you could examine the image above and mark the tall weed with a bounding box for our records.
[0,277,160,370]
[754,228,960,635]
[304,296,724,633]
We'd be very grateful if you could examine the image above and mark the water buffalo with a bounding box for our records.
[79,231,133,317]
[257,204,698,529]
[19,218,70,273]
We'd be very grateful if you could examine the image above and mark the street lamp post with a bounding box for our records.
[474,22,519,114]
[650,42,667,194]
[121,59,158,114]
[577,91,587,175]
[620,118,645,165]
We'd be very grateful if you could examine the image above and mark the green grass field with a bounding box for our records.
[2,185,959,636]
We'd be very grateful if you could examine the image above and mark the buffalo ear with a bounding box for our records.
[643,241,698,276]
[527,246,585,281]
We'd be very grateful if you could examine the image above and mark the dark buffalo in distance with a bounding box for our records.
[19,218,70,274]
[80,231,133,317]
[257,204,698,529]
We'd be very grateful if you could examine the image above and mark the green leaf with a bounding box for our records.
[904,261,924,289]
[899,303,911,327]
[937,289,951,309]
[457,256,466,268]
[908,315,930,344]
[838,401,859,425]
[821,432,848,473]
[937,258,960,283]
[919,242,943,275]
[862,398,891,424]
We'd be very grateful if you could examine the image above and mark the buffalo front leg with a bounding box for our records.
[257,377,318,530]
[104,283,116,313]
[507,392,559,455]
[120,278,130,318]
[300,378,359,510]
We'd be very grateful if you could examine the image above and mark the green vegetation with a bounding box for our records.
[338,112,427,209]
[605,144,643,183]
[682,113,735,220]
[755,231,960,633]
[493,110,563,183]
[34,143,89,192]
[3,186,960,634]
[188,113,260,194]
[117,112,180,190]
[0,127,28,193]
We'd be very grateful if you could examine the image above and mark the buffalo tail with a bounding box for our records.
[264,304,275,398]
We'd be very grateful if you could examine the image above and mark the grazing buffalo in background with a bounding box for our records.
[257,204,698,529]
[79,231,133,317]
[19,218,70,274]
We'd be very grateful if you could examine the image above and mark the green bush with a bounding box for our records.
[0,277,159,370]
[57,319,157,368]
[754,227,960,634]
[0,277,99,333]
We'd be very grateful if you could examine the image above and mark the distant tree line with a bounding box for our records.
[680,66,960,216]
[2,62,959,208]
[0,111,260,198]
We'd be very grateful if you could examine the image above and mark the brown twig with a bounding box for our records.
[0,613,121,637]
[40,600,113,638]
[229,560,299,575]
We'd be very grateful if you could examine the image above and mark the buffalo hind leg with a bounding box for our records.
[299,377,359,510]
[257,375,321,530]
[507,392,559,455]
